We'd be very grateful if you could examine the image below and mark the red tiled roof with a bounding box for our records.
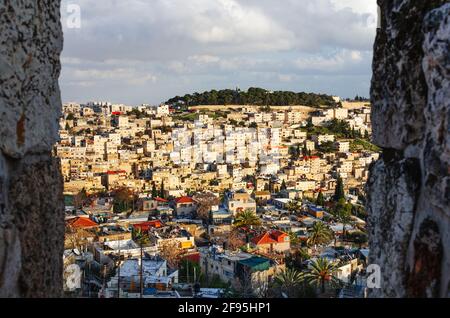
[175,196,195,204]
[270,230,287,241]
[133,220,163,231]
[252,232,277,245]
[106,170,127,175]
[154,197,168,203]
[66,217,98,229]
[252,230,288,245]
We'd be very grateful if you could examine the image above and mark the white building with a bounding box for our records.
[157,104,170,117]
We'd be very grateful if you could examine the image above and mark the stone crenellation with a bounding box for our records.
[0,1,64,297]
[367,0,450,298]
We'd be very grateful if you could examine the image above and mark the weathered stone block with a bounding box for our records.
[8,157,65,298]
[0,1,64,298]
[371,0,448,150]
[366,156,421,297]
[368,1,450,298]
[0,1,63,158]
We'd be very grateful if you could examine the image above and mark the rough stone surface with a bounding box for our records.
[0,1,64,297]
[368,1,450,298]
[366,155,421,297]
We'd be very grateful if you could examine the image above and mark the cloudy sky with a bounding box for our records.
[60,0,378,105]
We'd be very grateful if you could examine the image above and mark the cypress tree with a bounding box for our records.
[334,175,345,202]
[152,182,158,198]
[160,180,165,199]
[317,191,325,206]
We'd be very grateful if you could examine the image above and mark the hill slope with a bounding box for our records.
[166,87,339,108]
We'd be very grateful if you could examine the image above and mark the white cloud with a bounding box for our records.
[60,0,377,103]
[278,74,293,82]
[294,49,367,73]
[185,0,295,50]
[70,67,157,85]
[330,0,377,15]
[167,61,189,74]
[188,55,221,64]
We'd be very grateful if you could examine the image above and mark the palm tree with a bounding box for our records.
[288,231,300,247]
[286,200,300,214]
[273,268,304,298]
[304,258,342,294]
[307,222,334,247]
[233,210,261,229]
[133,228,150,246]
[334,199,352,243]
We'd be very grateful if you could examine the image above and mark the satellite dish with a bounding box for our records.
[73,249,81,256]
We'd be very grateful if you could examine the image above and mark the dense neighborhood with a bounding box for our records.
[59,91,378,298]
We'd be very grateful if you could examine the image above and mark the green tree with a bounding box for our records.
[272,268,304,298]
[151,182,158,198]
[233,210,261,229]
[288,231,300,247]
[307,222,334,247]
[304,258,342,294]
[316,192,325,206]
[334,175,345,202]
[286,200,300,214]
[346,231,368,248]
[318,141,335,153]
[160,180,165,199]
[133,228,150,246]
[326,119,352,138]
[333,199,353,241]
[166,88,337,108]
[268,179,275,193]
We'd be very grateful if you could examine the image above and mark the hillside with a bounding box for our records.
[166,87,339,108]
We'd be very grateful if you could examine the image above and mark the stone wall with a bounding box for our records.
[0,1,64,297]
[0,0,448,299]
[367,0,450,297]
